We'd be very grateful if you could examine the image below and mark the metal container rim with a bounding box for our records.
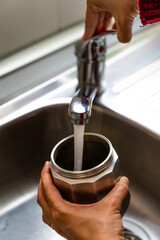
[50,132,113,179]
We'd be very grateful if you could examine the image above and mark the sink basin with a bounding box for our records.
[0,100,160,240]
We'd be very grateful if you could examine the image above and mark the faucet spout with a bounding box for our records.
[68,86,97,125]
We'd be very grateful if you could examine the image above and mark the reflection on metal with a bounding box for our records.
[0,102,160,239]
[110,58,160,133]
[0,23,84,77]
[123,218,150,240]
[0,67,76,126]
[112,58,160,93]
[0,189,37,217]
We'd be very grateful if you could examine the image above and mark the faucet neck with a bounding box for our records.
[68,31,117,125]
[68,86,97,125]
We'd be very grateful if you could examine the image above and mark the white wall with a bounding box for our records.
[0,0,86,58]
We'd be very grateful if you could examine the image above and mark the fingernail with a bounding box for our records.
[120,176,129,184]
[45,161,50,167]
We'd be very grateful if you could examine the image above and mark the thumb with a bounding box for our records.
[115,17,134,43]
[101,176,129,208]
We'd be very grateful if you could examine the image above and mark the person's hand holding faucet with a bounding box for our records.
[83,0,138,43]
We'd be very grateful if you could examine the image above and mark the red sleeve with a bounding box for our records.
[138,0,160,26]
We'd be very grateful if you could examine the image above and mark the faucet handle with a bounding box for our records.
[75,30,117,59]
[75,30,116,93]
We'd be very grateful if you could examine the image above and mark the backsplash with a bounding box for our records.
[0,0,86,58]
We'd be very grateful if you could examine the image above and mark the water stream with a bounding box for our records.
[74,124,85,171]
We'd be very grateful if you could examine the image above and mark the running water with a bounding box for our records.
[74,124,85,171]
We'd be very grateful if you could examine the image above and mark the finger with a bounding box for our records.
[41,161,64,207]
[37,179,50,213]
[97,11,105,30]
[51,222,68,239]
[42,211,51,226]
[43,212,67,239]
[83,4,100,40]
[38,179,60,232]
[102,12,112,31]
[115,16,134,43]
[42,212,67,238]
[112,22,117,30]
[101,176,129,207]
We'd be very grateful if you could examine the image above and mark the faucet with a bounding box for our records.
[68,30,116,125]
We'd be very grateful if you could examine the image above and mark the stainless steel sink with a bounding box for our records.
[0,100,160,240]
[1,25,160,240]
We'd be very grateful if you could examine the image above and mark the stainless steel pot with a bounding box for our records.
[50,132,130,214]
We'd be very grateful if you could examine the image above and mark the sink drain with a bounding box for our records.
[123,218,150,240]
[124,229,142,240]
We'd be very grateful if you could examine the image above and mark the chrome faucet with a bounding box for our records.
[68,31,116,125]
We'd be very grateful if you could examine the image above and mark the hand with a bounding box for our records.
[83,0,138,43]
[37,161,129,240]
